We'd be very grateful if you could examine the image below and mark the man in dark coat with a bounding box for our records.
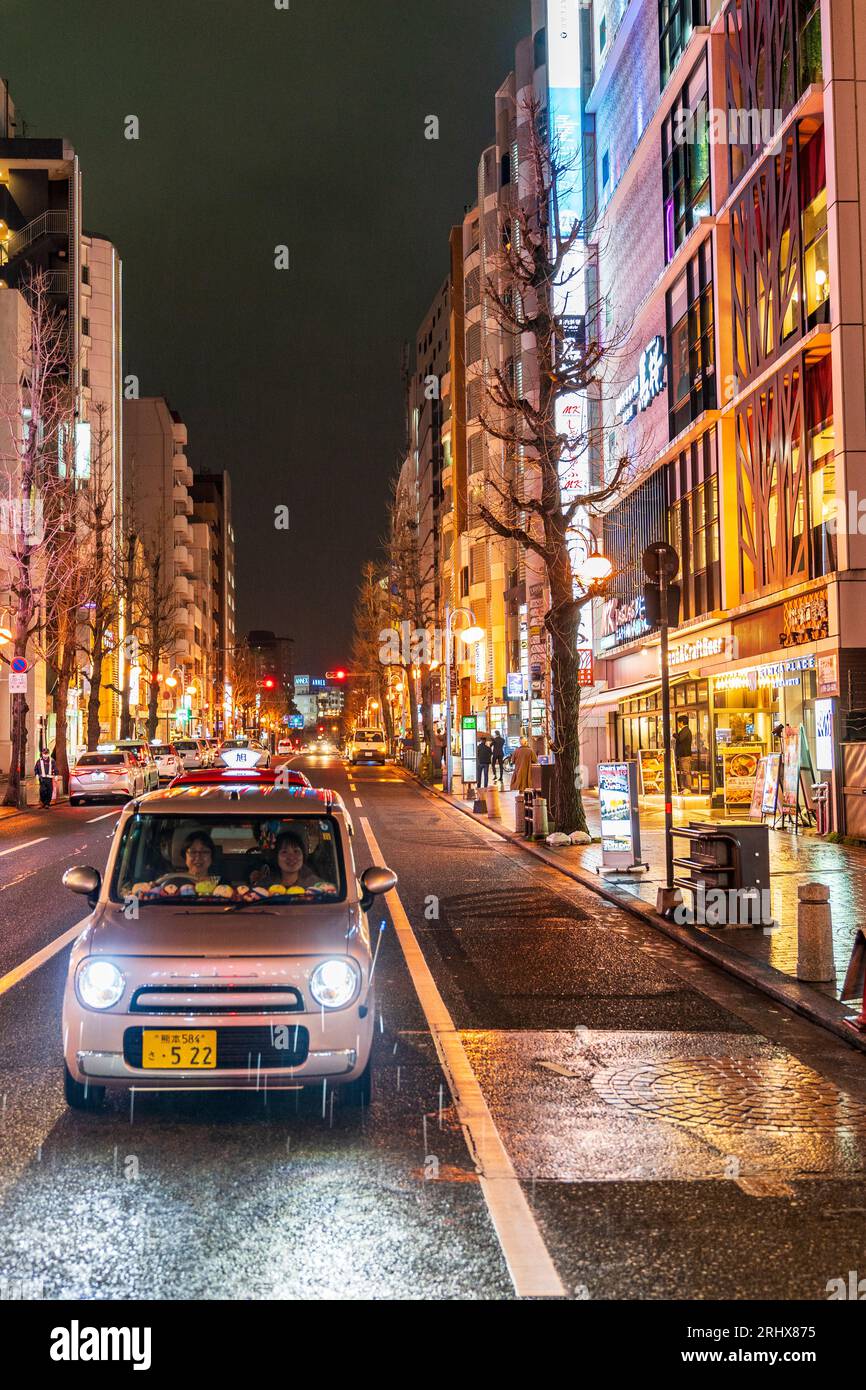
[35,749,58,808]
[490,730,506,786]
[476,736,493,789]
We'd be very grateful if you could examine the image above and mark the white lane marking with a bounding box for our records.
[86,811,119,824]
[353,797,363,808]
[0,917,88,998]
[0,869,37,893]
[0,836,48,858]
[358,815,565,1299]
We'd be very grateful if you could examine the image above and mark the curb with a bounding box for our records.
[405,770,866,1057]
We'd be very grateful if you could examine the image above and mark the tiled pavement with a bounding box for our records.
[448,784,865,1007]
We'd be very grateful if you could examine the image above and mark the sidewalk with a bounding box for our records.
[421,773,866,1054]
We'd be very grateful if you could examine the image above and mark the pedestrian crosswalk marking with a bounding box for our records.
[358,815,566,1299]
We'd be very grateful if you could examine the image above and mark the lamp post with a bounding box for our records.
[443,605,485,794]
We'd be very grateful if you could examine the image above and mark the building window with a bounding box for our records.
[601,150,610,192]
[81,316,90,337]
[666,428,720,621]
[599,16,607,52]
[533,28,546,70]
[659,0,705,89]
[662,57,710,262]
[81,367,89,388]
[806,354,836,579]
[800,126,829,326]
[81,265,90,286]
[460,565,469,598]
[667,238,715,438]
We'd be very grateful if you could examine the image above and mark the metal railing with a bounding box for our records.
[3,209,69,262]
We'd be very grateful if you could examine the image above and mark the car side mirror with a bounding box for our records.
[63,865,101,907]
[360,865,397,911]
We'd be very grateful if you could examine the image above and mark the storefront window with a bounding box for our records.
[709,661,819,810]
[618,679,711,795]
[667,239,715,438]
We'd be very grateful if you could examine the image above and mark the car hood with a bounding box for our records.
[85,902,368,959]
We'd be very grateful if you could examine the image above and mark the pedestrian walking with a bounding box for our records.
[491,729,505,785]
[509,736,538,792]
[35,748,58,808]
[476,735,492,788]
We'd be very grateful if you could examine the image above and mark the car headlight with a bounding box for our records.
[309,958,360,1010]
[76,959,125,1010]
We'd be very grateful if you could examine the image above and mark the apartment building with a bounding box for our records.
[0,75,124,761]
[582,0,856,826]
[124,397,215,736]
[191,470,236,734]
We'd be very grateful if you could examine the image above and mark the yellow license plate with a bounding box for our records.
[141,1029,217,1069]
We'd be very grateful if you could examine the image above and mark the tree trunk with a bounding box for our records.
[3,624,32,806]
[87,639,105,751]
[547,612,587,834]
[52,643,75,793]
[147,679,160,742]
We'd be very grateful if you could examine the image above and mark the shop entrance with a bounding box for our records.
[617,678,711,797]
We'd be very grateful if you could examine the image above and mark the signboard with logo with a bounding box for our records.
[780,726,802,814]
[506,672,524,700]
[460,715,477,787]
[815,699,834,772]
[817,653,840,698]
[615,337,667,424]
[598,761,645,872]
[599,593,651,651]
[577,649,593,687]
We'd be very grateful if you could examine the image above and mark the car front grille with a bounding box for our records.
[123,1025,310,1070]
[129,984,304,1015]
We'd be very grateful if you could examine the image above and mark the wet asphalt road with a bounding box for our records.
[1,755,866,1301]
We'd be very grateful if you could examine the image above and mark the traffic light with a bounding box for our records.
[325,670,348,682]
[258,677,277,691]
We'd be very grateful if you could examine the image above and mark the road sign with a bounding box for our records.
[9,672,27,694]
[642,542,679,583]
[10,657,28,674]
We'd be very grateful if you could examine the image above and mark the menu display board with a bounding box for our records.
[598,761,644,870]
[721,746,762,808]
[749,754,780,820]
[637,748,676,796]
[780,725,801,814]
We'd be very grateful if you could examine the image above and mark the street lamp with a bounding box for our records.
[443,605,483,793]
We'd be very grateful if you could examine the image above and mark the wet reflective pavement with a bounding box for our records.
[2,759,866,1298]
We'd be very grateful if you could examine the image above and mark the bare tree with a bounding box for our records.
[0,272,79,806]
[43,461,91,791]
[138,534,177,742]
[385,489,437,753]
[349,560,394,745]
[80,403,119,750]
[476,95,631,833]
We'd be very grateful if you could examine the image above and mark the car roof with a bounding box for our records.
[134,785,342,814]
[170,768,310,786]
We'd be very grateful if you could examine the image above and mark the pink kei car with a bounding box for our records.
[61,785,396,1111]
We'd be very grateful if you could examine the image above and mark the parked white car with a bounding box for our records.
[148,742,182,782]
[60,785,397,1110]
[69,751,147,807]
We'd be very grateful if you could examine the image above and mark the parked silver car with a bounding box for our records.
[69,751,147,807]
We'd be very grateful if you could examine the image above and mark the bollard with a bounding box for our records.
[485,785,501,819]
[513,793,525,834]
[532,795,549,840]
[797,882,835,982]
[523,790,535,837]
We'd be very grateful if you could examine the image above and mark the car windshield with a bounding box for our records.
[111,813,345,906]
[175,741,198,751]
[77,753,125,767]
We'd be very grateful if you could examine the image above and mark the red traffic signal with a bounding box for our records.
[259,677,277,691]
[325,670,347,681]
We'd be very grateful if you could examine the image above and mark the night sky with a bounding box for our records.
[2,0,529,673]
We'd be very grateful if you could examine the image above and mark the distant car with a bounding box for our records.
[114,741,160,792]
[168,766,311,789]
[277,738,294,756]
[60,784,397,1110]
[70,751,147,807]
[174,738,209,770]
[347,729,387,766]
[148,742,182,783]
[218,737,271,770]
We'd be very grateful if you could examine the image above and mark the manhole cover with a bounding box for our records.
[591,1056,866,1133]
